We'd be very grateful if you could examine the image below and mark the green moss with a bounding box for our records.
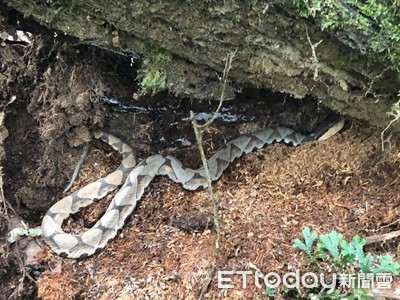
[139,48,179,95]
[152,48,173,63]
[140,68,167,95]
[286,0,400,128]
[287,0,400,72]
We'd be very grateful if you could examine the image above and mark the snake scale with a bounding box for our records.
[41,118,343,258]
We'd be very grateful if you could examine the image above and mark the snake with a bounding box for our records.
[41,116,344,258]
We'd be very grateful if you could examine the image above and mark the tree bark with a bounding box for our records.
[3,0,400,130]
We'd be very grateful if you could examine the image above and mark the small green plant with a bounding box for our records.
[293,227,318,257]
[293,227,400,299]
[262,286,276,298]
[140,68,167,95]
[139,48,174,95]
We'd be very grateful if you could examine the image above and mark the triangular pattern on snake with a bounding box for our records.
[41,121,343,258]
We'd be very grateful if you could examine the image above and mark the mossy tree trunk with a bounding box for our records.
[3,0,400,130]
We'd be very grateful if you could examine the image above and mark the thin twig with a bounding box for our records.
[381,100,400,151]
[0,167,6,213]
[8,245,37,300]
[366,230,400,245]
[305,25,323,81]
[190,52,235,299]
[63,143,89,193]
[198,262,216,300]
[197,50,236,129]
[190,51,236,247]
[191,111,221,243]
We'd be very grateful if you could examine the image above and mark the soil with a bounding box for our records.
[1,13,400,300]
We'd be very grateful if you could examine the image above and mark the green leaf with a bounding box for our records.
[351,288,374,300]
[262,287,275,297]
[351,236,367,261]
[317,231,343,259]
[339,240,357,264]
[316,289,342,299]
[293,227,318,256]
[341,235,367,265]
[293,238,308,252]
[371,254,400,275]
[358,254,374,273]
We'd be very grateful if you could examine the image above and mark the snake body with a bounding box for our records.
[42,121,343,258]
